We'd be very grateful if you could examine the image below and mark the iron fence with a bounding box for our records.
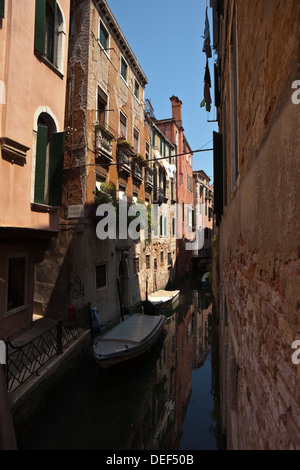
[5,305,91,392]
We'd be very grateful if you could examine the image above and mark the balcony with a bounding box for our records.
[95,124,114,161]
[145,168,153,188]
[158,187,168,203]
[118,149,132,174]
[132,162,143,182]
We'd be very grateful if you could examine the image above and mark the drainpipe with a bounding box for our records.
[0,365,17,449]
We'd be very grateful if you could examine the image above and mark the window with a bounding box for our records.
[34,112,65,206]
[7,256,26,313]
[34,0,65,71]
[119,112,127,138]
[145,141,150,160]
[154,258,157,271]
[97,87,108,126]
[134,79,140,100]
[152,130,156,147]
[146,255,150,269]
[99,20,109,50]
[121,56,128,82]
[133,127,139,153]
[96,264,106,289]
[168,146,172,164]
[187,174,193,191]
[168,252,172,266]
[160,251,164,265]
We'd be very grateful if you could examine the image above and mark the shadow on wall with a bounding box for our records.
[33,202,143,330]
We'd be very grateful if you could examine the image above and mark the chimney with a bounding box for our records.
[170,95,183,128]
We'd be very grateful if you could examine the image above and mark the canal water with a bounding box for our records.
[18,273,221,451]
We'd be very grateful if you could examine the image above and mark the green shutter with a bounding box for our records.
[34,0,46,55]
[0,0,5,18]
[34,125,48,204]
[48,132,65,206]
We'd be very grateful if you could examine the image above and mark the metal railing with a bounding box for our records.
[5,306,91,392]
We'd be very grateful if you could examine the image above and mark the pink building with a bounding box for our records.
[155,96,194,278]
[0,0,70,339]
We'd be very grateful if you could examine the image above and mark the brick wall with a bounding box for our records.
[215,0,300,449]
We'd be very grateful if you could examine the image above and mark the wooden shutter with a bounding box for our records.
[0,0,5,18]
[48,131,65,206]
[34,0,46,55]
[213,131,223,225]
[34,125,48,204]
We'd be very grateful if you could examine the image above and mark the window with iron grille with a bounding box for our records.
[96,264,106,289]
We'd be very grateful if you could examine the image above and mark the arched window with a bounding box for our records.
[34,112,65,206]
[34,0,66,72]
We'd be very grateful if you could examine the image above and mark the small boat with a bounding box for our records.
[92,313,165,370]
[201,272,210,287]
[147,289,180,310]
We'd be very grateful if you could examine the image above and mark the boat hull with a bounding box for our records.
[147,290,180,311]
[92,313,165,370]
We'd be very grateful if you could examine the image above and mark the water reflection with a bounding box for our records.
[19,274,219,450]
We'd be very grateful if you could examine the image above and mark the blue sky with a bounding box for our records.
[107,0,218,182]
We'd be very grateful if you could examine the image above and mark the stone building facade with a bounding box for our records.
[0,0,70,339]
[154,97,194,279]
[192,170,214,268]
[34,0,178,329]
[211,0,300,449]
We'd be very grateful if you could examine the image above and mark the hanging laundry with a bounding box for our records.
[202,59,212,112]
[202,7,212,58]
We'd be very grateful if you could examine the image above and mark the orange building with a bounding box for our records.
[0,0,70,339]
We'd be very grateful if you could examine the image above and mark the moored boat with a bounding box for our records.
[147,289,180,311]
[92,313,165,370]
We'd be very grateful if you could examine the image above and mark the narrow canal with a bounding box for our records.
[18,273,221,451]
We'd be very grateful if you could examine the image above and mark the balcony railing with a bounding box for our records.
[145,168,153,188]
[5,305,91,392]
[95,124,114,160]
[159,187,167,202]
[118,150,132,174]
[133,162,143,182]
